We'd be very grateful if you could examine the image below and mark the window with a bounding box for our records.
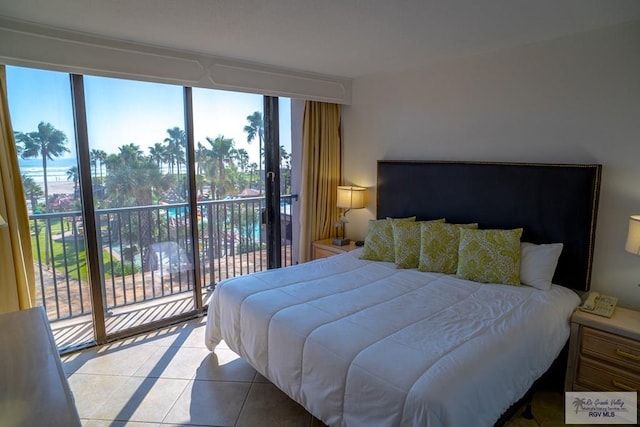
[6,65,294,351]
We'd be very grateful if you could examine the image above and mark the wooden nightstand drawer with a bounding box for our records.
[582,327,640,373]
[577,356,640,395]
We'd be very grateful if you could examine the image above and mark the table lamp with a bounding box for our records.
[333,186,366,246]
[625,215,640,255]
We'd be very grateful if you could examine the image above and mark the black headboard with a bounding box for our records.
[377,161,601,291]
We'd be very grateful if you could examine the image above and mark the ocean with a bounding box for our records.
[18,157,78,183]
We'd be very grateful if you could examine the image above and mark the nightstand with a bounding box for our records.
[312,238,358,260]
[565,306,640,401]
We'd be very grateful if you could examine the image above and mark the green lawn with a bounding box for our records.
[31,220,135,282]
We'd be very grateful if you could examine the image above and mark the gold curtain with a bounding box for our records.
[299,101,342,262]
[0,65,35,314]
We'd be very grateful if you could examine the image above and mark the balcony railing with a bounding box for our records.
[31,195,295,323]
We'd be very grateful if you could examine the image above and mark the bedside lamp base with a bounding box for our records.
[332,238,350,246]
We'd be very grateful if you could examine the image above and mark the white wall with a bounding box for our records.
[342,20,640,309]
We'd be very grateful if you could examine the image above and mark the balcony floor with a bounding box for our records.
[51,289,213,351]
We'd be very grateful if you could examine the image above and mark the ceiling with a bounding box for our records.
[1,0,639,79]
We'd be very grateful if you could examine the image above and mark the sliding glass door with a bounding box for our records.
[82,76,197,338]
[6,64,294,350]
[192,88,267,286]
[192,90,295,286]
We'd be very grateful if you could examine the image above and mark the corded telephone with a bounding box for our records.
[579,291,617,318]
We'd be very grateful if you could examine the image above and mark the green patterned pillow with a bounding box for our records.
[418,222,478,274]
[391,219,447,268]
[457,228,523,285]
[361,217,416,262]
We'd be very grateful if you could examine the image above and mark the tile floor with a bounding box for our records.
[62,317,570,427]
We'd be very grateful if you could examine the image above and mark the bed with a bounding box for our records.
[205,160,602,426]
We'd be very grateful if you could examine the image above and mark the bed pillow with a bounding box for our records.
[391,219,447,268]
[520,242,563,290]
[418,222,478,274]
[361,217,416,262]
[457,228,523,285]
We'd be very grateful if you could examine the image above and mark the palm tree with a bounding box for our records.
[164,127,186,178]
[149,143,167,170]
[104,153,120,175]
[106,156,164,207]
[21,174,46,260]
[205,135,235,199]
[105,148,169,260]
[91,149,108,184]
[118,143,144,164]
[243,112,264,194]
[66,166,80,197]
[235,148,249,174]
[103,144,145,203]
[89,150,97,179]
[21,175,44,212]
[15,121,69,211]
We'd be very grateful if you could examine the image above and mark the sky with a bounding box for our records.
[6,65,291,167]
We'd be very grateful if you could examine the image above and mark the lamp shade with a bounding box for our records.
[337,186,366,209]
[0,214,7,228]
[625,215,640,255]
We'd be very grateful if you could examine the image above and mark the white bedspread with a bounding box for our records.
[205,249,580,427]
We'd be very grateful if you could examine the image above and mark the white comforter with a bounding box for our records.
[205,249,580,427]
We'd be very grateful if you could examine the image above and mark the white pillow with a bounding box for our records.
[520,242,563,290]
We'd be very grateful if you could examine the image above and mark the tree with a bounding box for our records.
[235,148,249,173]
[106,156,164,207]
[205,135,236,199]
[90,149,107,184]
[149,143,167,169]
[89,150,97,179]
[118,143,144,164]
[66,166,80,197]
[243,112,264,194]
[103,153,120,175]
[164,127,186,178]
[21,175,43,212]
[21,174,46,263]
[103,143,154,206]
[15,121,70,211]
[104,144,170,263]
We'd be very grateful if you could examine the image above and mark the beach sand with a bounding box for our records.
[39,179,76,195]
